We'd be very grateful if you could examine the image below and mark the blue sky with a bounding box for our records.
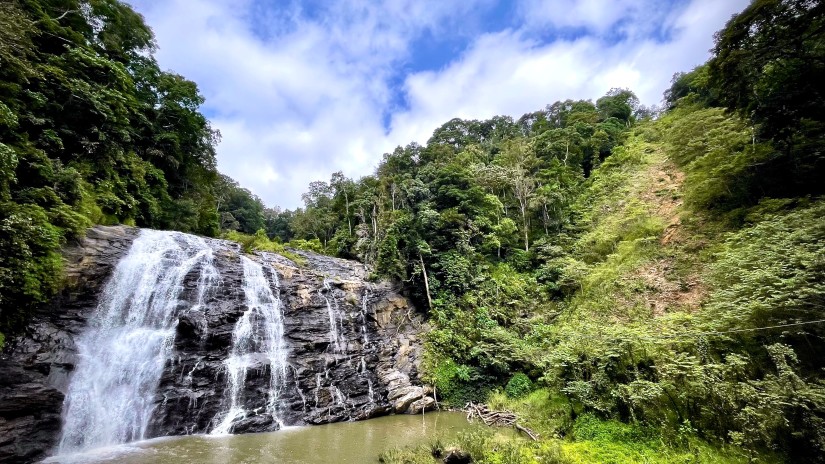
[129,0,750,209]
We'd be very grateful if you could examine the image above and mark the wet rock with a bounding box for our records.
[176,309,208,343]
[443,448,473,464]
[1,226,435,463]
[230,414,279,434]
[407,397,436,414]
[0,225,138,464]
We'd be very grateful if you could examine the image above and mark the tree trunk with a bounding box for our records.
[345,191,352,236]
[520,202,529,252]
[543,203,549,235]
[419,251,433,310]
[372,203,378,237]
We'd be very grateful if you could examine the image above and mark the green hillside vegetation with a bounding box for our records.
[0,0,298,339]
[1,0,823,462]
[289,1,822,461]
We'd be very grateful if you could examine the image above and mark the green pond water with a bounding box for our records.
[45,412,477,464]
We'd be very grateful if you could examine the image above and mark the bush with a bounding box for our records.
[505,372,534,398]
[0,203,64,338]
[222,229,307,265]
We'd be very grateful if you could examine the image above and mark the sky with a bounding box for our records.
[129,0,750,210]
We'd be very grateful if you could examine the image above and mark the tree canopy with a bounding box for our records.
[0,0,221,334]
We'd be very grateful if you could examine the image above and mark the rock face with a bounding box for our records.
[0,226,433,463]
[0,226,138,463]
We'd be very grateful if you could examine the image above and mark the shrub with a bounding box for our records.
[506,372,534,398]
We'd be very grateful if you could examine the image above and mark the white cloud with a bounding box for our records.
[518,0,653,33]
[386,0,747,152]
[130,0,747,209]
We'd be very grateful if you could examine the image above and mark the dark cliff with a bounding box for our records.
[0,226,433,463]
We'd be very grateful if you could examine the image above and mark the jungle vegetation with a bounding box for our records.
[1,0,823,462]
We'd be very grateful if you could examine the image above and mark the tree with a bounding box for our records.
[330,171,355,235]
[709,0,825,143]
[596,88,639,126]
[664,65,716,109]
[498,139,538,251]
[215,175,264,234]
[708,0,825,198]
[0,0,223,337]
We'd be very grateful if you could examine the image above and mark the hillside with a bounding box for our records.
[1,1,823,463]
[275,3,824,461]
[377,104,825,464]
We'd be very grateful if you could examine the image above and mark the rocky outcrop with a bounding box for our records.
[0,226,138,464]
[0,226,433,463]
[148,245,432,434]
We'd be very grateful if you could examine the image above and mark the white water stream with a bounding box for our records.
[59,231,218,453]
[210,257,288,434]
[320,279,343,353]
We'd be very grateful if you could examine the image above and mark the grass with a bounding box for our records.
[379,398,760,464]
[221,229,307,265]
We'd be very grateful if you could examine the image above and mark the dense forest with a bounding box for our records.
[1,0,824,462]
[0,0,281,339]
[227,1,825,461]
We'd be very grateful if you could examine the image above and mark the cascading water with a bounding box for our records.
[211,257,288,434]
[58,230,218,453]
[359,289,375,404]
[360,289,371,346]
[320,279,343,353]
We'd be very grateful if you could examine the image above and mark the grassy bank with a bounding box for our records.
[380,390,771,464]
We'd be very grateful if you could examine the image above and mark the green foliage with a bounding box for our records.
[425,357,483,405]
[0,0,222,336]
[221,229,307,266]
[384,409,751,464]
[0,203,64,332]
[707,0,825,200]
[505,373,534,399]
[709,0,824,144]
[664,64,716,110]
[561,415,752,464]
[216,174,265,234]
[660,105,773,211]
[703,201,825,337]
[570,414,655,444]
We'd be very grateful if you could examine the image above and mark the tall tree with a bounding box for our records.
[498,139,538,251]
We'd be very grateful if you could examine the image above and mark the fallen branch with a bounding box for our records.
[464,402,538,441]
[514,423,539,441]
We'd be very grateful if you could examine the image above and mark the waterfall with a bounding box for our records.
[58,230,218,452]
[320,279,342,352]
[359,289,375,405]
[360,289,371,346]
[211,257,287,434]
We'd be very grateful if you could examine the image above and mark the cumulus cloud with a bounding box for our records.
[130,0,747,209]
[517,0,682,37]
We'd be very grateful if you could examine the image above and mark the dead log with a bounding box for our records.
[464,402,538,441]
[514,423,539,441]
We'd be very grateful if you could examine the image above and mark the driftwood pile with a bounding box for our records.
[464,402,539,441]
